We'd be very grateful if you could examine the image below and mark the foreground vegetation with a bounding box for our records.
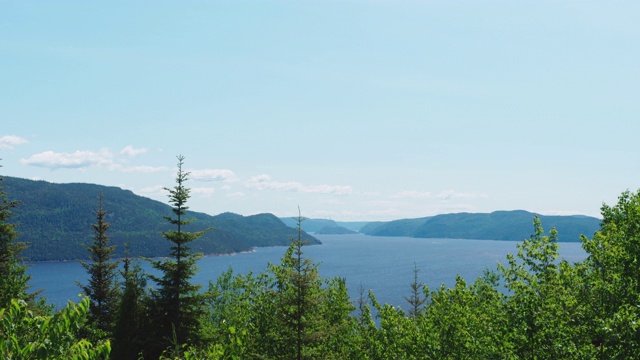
[3,156,640,359]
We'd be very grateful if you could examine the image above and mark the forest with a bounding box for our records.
[3,156,640,359]
[2,175,319,262]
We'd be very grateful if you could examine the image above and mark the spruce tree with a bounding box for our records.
[0,159,31,309]
[111,244,148,360]
[266,212,332,359]
[404,262,428,318]
[78,194,119,336]
[147,155,210,357]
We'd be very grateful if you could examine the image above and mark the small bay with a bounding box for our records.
[27,234,588,310]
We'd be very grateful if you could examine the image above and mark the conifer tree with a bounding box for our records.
[147,155,210,357]
[264,211,339,359]
[79,194,119,336]
[0,159,31,309]
[404,262,428,318]
[111,244,148,360]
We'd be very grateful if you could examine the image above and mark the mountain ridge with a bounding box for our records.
[2,176,320,261]
[360,210,600,242]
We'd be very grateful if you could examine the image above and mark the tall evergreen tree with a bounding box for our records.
[404,262,428,318]
[259,211,354,359]
[78,194,119,336]
[147,155,210,357]
[0,159,31,309]
[111,244,148,360]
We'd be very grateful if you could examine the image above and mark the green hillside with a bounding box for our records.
[2,176,319,261]
[360,210,601,242]
[315,225,358,235]
[279,217,369,232]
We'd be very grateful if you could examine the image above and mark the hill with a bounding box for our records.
[360,210,601,242]
[314,225,358,235]
[2,176,320,261]
[279,217,368,233]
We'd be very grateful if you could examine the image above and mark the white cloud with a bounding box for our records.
[136,185,165,197]
[435,190,488,200]
[20,149,113,169]
[390,190,432,199]
[190,169,237,183]
[0,135,28,150]
[117,165,171,173]
[389,189,487,200]
[535,209,594,216]
[245,174,352,195]
[191,187,216,197]
[120,145,148,157]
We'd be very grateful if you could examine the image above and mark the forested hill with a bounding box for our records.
[279,217,369,233]
[2,176,320,261]
[361,210,601,242]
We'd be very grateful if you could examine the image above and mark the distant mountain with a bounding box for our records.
[2,176,319,261]
[279,217,368,233]
[315,225,358,235]
[361,210,601,242]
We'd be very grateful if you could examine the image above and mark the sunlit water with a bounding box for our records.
[27,234,588,310]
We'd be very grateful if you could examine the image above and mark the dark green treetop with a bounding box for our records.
[147,155,211,358]
[78,194,120,338]
[0,159,31,309]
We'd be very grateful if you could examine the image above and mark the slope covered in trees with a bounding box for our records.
[361,210,600,242]
[279,217,369,233]
[1,176,319,261]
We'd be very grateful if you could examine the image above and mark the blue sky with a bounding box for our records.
[1,1,639,223]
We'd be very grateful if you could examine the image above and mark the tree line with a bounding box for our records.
[3,155,640,358]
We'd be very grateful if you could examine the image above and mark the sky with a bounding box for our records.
[1,1,639,222]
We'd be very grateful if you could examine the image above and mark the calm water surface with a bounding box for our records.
[27,234,588,310]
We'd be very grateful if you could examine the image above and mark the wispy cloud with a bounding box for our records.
[390,190,432,199]
[191,187,216,197]
[116,165,171,173]
[435,190,487,200]
[136,185,165,197]
[0,135,28,150]
[390,189,487,200]
[21,149,113,169]
[120,145,147,157]
[190,169,237,183]
[245,174,352,195]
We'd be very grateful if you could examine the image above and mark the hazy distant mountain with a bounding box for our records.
[2,176,319,261]
[315,225,358,235]
[279,217,368,233]
[360,210,601,242]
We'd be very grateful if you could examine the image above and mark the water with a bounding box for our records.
[27,234,588,310]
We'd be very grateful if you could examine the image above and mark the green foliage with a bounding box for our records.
[147,155,210,358]
[202,214,355,360]
[498,216,593,359]
[0,169,31,309]
[78,194,120,337]
[581,189,640,358]
[260,214,354,359]
[111,249,149,360]
[422,274,510,359]
[203,268,261,359]
[0,297,110,359]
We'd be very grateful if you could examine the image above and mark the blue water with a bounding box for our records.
[27,234,588,310]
